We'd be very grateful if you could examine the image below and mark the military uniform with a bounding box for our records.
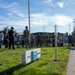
[23,26,29,48]
[72,31,75,47]
[8,27,15,49]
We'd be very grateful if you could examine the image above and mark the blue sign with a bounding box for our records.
[31,50,38,61]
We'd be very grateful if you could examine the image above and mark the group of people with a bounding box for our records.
[0,25,52,49]
[68,34,75,47]
[0,26,30,49]
[15,31,50,48]
[0,27,16,49]
[0,26,69,49]
[30,33,50,47]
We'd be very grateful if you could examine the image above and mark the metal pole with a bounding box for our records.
[28,0,31,48]
[73,19,75,48]
[55,25,58,61]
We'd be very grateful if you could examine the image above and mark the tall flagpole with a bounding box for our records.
[28,0,31,48]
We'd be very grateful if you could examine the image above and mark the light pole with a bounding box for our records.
[28,0,31,48]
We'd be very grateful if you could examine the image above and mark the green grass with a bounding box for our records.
[0,47,70,75]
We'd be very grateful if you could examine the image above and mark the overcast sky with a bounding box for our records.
[0,0,75,33]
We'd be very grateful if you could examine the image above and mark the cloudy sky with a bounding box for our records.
[0,0,75,33]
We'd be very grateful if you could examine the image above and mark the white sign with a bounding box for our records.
[22,48,41,66]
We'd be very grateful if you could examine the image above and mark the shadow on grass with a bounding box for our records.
[0,63,61,75]
[0,64,2,66]
[0,64,22,75]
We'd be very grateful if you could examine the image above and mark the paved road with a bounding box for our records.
[66,50,75,75]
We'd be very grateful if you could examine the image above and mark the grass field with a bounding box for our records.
[0,47,70,75]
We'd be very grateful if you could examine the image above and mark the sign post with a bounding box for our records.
[55,25,58,61]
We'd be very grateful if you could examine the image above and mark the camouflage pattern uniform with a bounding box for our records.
[23,26,29,48]
[72,31,75,47]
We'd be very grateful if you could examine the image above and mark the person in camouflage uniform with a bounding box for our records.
[72,31,75,47]
[41,34,44,47]
[36,33,41,47]
[45,33,48,46]
[23,26,29,49]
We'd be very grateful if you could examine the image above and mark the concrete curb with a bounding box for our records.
[66,50,75,75]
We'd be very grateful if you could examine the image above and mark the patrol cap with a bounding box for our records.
[25,26,28,28]
[11,27,14,29]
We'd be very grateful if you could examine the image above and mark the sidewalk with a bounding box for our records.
[66,49,75,75]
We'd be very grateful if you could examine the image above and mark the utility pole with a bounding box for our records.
[28,0,31,48]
